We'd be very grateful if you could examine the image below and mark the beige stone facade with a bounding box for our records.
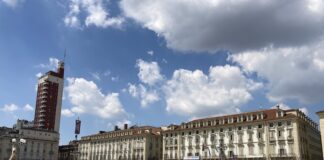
[316,111,324,160]
[0,120,59,160]
[162,107,322,160]
[78,126,162,160]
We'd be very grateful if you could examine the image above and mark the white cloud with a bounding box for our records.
[271,103,309,115]
[2,0,21,8]
[147,50,154,56]
[65,0,124,28]
[37,57,59,70]
[35,72,42,78]
[23,104,33,111]
[2,104,18,112]
[163,65,262,117]
[128,83,159,107]
[66,77,127,119]
[136,59,163,86]
[111,76,119,82]
[120,0,324,52]
[231,40,324,103]
[91,72,101,81]
[62,109,75,117]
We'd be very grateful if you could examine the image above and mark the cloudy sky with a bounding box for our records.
[1,0,324,144]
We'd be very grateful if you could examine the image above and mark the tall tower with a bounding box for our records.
[34,61,64,132]
[316,111,324,160]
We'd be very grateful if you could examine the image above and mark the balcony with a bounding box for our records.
[41,100,47,104]
[39,118,45,122]
[258,138,265,144]
[278,136,285,141]
[195,145,200,149]
[39,114,46,118]
[287,136,294,143]
[41,95,47,99]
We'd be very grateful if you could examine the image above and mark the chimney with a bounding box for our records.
[114,125,119,131]
[124,123,128,130]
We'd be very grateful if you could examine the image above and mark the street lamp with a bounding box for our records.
[9,138,26,160]
[215,139,227,160]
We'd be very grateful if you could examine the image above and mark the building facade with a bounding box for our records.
[34,61,64,132]
[0,120,59,160]
[58,140,79,160]
[162,107,322,160]
[78,125,162,160]
[316,111,324,160]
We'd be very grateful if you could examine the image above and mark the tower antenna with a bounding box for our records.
[63,49,67,63]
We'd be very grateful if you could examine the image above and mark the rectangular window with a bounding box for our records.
[278,122,282,126]
[239,147,243,156]
[258,124,262,128]
[249,146,254,155]
[259,146,264,154]
[269,123,274,127]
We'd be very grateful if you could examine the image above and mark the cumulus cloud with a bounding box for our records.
[37,57,59,70]
[147,50,154,56]
[231,40,324,103]
[62,108,75,117]
[65,0,124,28]
[128,83,159,107]
[35,72,42,78]
[23,104,33,111]
[65,77,128,119]
[163,65,262,117]
[120,0,324,52]
[2,0,22,8]
[136,59,163,85]
[1,104,18,112]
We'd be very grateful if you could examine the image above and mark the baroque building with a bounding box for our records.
[162,106,322,160]
[316,110,324,160]
[0,120,59,160]
[58,140,79,160]
[78,125,162,160]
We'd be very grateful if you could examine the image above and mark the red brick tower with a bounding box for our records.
[34,61,64,132]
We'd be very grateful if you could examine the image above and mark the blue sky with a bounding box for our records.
[1,0,324,144]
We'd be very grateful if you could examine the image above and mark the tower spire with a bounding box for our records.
[63,49,66,63]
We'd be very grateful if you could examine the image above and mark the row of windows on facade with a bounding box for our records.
[84,136,146,142]
[180,111,287,130]
[83,130,150,140]
[80,155,145,160]
[20,131,54,137]
[164,129,293,146]
[164,145,293,158]
[165,121,292,137]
